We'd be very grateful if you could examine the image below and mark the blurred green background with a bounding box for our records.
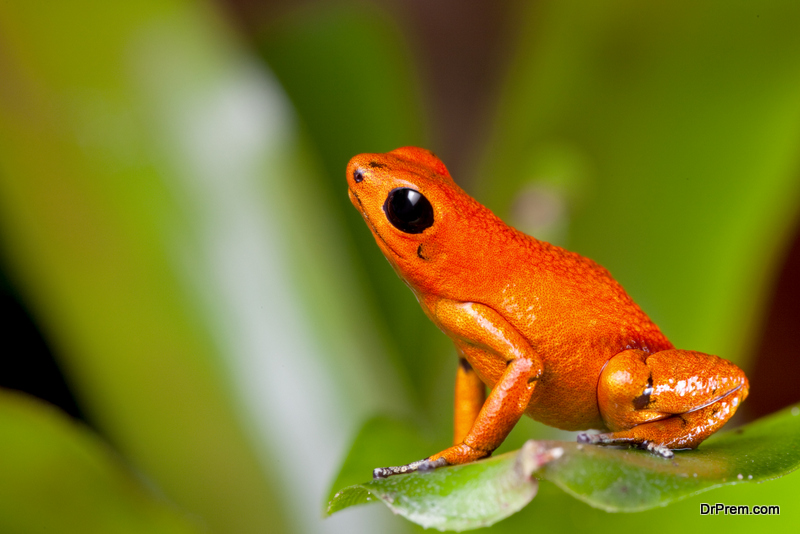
[1,0,799,532]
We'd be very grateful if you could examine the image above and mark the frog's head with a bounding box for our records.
[346,146,486,292]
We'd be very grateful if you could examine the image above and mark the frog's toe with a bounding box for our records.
[576,431,637,447]
[372,457,448,479]
[417,457,448,472]
[576,432,611,444]
[577,432,676,459]
[641,441,675,458]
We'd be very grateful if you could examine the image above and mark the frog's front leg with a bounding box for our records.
[373,301,543,478]
[579,349,749,457]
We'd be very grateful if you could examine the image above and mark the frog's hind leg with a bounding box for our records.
[453,352,486,445]
[579,349,749,456]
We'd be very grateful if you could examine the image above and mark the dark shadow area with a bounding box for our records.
[745,213,800,420]
[0,267,86,422]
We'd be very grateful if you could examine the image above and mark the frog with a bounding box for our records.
[346,146,749,478]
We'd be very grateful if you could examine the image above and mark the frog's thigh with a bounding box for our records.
[454,351,486,445]
[595,349,749,448]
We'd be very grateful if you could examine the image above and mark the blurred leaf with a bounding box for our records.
[257,4,452,407]
[329,405,800,530]
[258,3,425,160]
[477,0,800,364]
[0,389,200,534]
[0,2,292,532]
[328,441,562,532]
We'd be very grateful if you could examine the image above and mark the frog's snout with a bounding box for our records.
[347,161,366,209]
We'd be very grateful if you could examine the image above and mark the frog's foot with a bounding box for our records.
[373,457,448,479]
[589,348,748,456]
[577,432,674,458]
[373,441,492,478]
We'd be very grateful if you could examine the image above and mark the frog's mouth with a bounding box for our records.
[349,188,403,258]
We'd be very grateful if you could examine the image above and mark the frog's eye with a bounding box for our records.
[384,187,434,234]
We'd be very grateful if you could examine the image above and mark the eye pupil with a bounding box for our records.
[384,188,434,234]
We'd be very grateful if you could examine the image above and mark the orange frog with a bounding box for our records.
[347,147,749,478]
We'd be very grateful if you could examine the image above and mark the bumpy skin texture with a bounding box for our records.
[347,147,749,476]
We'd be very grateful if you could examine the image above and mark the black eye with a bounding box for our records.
[384,188,434,234]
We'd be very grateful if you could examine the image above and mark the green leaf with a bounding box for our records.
[0,389,200,534]
[328,441,563,531]
[328,405,800,529]
[538,404,800,511]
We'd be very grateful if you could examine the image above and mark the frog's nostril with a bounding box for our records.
[353,168,364,183]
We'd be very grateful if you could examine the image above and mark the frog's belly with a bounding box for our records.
[524,364,607,431]
[460,343,609,431]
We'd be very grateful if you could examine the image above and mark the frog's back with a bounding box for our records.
[526,229,673,429]
[466,218,673,430]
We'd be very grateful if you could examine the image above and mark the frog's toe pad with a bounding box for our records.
[641,441,674,458]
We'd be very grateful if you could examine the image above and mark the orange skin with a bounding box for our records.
[347,147,749,477]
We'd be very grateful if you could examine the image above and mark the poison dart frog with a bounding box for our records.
[347,147,749,478]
